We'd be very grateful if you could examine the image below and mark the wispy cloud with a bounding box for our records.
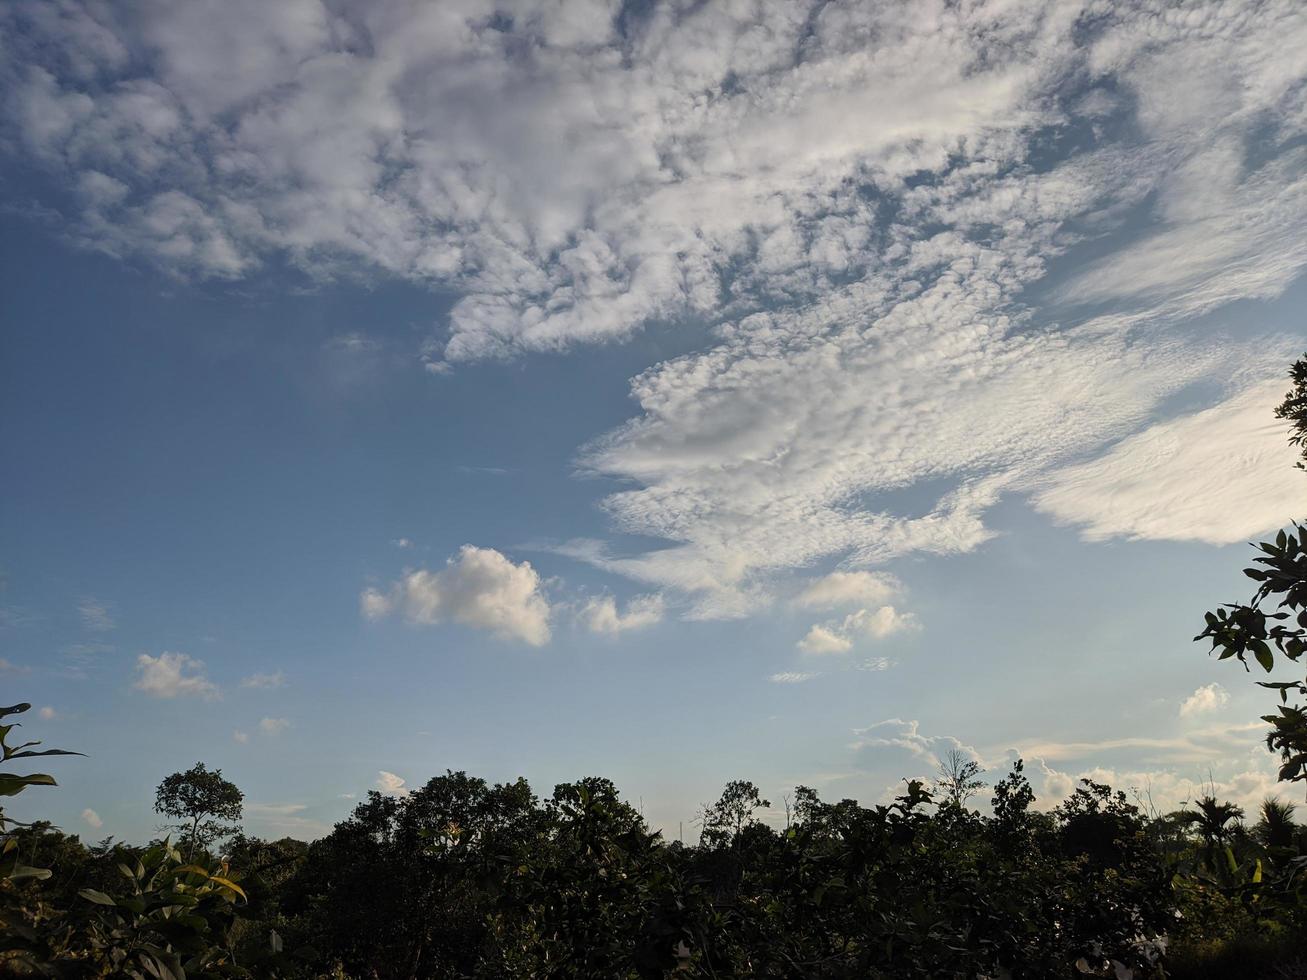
[241,670,286,690]
[1034,380,1304,545]
[794,572,901,610]
[77,597,114,632]
[769,671,818,684]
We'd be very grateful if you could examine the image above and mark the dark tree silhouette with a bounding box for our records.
[154,762,243,858]
[935,747,987,809]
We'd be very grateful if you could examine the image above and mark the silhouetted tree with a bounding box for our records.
[935,747,987,808]
[154,762,243,859]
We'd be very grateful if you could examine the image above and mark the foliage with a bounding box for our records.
[1196,354,1307,786]
[154,763,244,860]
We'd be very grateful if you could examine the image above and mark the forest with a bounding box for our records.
[4,364,1307,980]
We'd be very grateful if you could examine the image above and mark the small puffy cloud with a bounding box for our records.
[795,571,900,610]
[38,706,55,720]
[376,771,409,796]
[362,546,551,646]
[134,652,219,700]
[577,593,664,636]
[769,671,818,684]
[233,730,249,744]
[258,717,290,736]
[844,605,920,640]
[78,597,114,631]
[797,624,852,654]
[858,657,895,672]
[81,808,102,830]
[240,670,285,689]
[393,537,414,549]
[1179,683,1230,718]
[798,605,919,653]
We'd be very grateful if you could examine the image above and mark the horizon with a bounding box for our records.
[3,0,1307,846]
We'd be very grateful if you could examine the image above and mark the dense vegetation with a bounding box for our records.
[5,361,1307,979]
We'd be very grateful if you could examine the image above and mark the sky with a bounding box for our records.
[2,0,1307,843]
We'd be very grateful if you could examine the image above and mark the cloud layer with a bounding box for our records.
[4,0,1307,616]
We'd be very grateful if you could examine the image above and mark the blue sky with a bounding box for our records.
[3,0,1307,842]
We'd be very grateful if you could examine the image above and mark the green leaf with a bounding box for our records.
[0,773,57,796]
[79,888,117,906]
[7,863,53,881]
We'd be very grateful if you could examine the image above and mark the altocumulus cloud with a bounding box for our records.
[3,0,1307,615]
[363,545,551,646]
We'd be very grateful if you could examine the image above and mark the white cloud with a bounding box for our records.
[241,670,286,689]
[3,0,1306,614]
[852,718,984,768]
[233,730,249,744]
[133,652,219,700]
[844,606,920,641]
[798,604,919,653]
[769,671,818,684]
[1179,683,1232,719]
[577,593,664,636]
[795,571,900,610]
[393,537,414,549]
[797,624,852,655]
[375,770,409,796]
[1034,379,1306,545]
[858,657,895,672]
[37,706,55,720]
[77,597,114,631]
[1031,759,1289,815]
[362,545,551,645]
[81,808,102,830]
[1011,720,1267,766]
[258,717,290,736]
[0,659,29,675]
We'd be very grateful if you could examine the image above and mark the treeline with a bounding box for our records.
[3,731,1307,979]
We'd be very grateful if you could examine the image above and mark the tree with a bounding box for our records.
[698,780,769,848]
[934,748,986,809]
[154,762,243,859]
[1255,796,1298,850]
[1196,353,1307,785]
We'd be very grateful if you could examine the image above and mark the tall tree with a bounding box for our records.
[154,762,243,858]
[935,748,987,809]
